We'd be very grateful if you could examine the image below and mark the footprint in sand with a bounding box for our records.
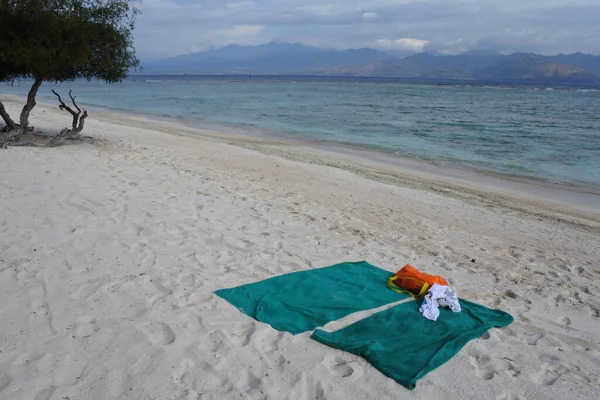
[469,353,519,380]
[53,350,89,387]
[12,350,43,366]
[554,294,568,306]
[26,350,88,399]
[178,273,198,288]
[575,266,593,278]
[250,327,284,354]
[72,283,100,300]
[531,363,569,386]
[28,280,46,298]
[588,307,600,318]
[322,355,361,378]
[204,330,232,356]
[237,369,262,393]
[530,356,591,386]
[503,290,518,299]
[522,332,544,346]
[145,276,173,305]
[496,391,522,400]
[75,316,99,338]
[0,373,10,395]
[176,391,201,400]
[228,321,257,347]
[501,290,532,314]
[140,321,176,346]
[289,372,327,400]
[172,359,228,392]
[175,273,204,307]
[183,312,205,334]
[29,300,55,338]
[186,289,214,307]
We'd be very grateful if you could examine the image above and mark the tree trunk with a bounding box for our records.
[0,78,43,148]
[0,100,19,131]
[18,77,43,130]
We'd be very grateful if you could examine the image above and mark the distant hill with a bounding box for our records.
[141,43,600,83]
[474,54,599,82]
[354,53,600,82]
[142,42,396,75]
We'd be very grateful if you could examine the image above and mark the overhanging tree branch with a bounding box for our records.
[0,0,140,148]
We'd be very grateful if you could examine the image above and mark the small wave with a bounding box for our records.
[145,79,163,83]
[547,179,567,185]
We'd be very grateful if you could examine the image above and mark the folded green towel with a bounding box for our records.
[214,261,409,334]
[311,298,514,389]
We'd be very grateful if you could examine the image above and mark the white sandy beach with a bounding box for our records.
[1,96,599,400]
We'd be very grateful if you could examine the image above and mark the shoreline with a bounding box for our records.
[2,92,599,226]
[3,84,600,192]
[138,109,600,196]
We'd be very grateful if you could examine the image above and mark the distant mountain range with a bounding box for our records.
[142,43,394,75]
[141,43,600,84]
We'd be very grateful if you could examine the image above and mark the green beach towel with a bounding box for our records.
[311,298,514,389]
[214,261,409,334]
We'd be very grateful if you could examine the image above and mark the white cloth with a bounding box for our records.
[418,284,461,321]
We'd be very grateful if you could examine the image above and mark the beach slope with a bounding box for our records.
[1,98,599,399]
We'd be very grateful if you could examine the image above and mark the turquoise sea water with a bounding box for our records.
[3,76,600,188]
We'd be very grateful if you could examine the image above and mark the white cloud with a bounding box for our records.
[219,25,264,37]
[362,12,377,20]
[374,38,430,52]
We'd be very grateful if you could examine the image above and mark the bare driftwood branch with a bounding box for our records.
[53,89,81,130]
[49,89,89,147]
[52,89,87,133]
[69,90,82,113]
[78,110,88,131]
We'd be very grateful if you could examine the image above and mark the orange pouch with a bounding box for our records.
[388,264,448,297]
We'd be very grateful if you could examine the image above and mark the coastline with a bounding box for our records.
[3,93,599,226]
[3,79,600,192]
[1,94,599,399]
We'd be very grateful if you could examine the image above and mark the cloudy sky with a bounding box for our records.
[135,0,599,59]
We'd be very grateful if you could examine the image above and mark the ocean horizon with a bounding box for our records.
[3,75,600,189]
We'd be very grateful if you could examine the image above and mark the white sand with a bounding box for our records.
[1,97,599,400]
